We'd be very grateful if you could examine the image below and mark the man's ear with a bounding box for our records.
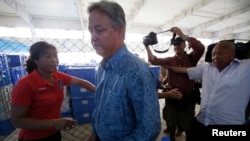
[116,27,125,37]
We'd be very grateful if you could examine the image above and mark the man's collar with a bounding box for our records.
[101,45,127,70]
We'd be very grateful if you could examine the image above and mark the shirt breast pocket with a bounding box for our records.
[104,91,126,130]
[224,73,240,87]
[105,91,124,113]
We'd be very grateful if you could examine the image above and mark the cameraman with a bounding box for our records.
[144,27,205,141]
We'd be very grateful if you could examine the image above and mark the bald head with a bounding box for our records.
[215,41,235,54]
[212,41,236,72]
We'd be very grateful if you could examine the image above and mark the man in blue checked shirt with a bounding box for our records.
[87,1,161,141]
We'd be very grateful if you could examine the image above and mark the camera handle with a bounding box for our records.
[171,33,177,45]
[157,29,170,34]
[153,33,176,53]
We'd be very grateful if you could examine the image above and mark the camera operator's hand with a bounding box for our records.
[143,39,150,48]
[170,27,185,39]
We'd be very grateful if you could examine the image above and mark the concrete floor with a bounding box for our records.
[0,99,198,141]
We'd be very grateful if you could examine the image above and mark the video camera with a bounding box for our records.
[143,32,158,46]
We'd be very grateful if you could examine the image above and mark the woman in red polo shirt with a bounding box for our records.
[11,41,95,141]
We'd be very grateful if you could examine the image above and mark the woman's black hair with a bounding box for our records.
[26,41,56,74]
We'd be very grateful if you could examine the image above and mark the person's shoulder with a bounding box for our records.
[239,58,250,62]
[238,59,250,67]
[122,53,149,71]
[14,74,33,88]
[18,73,32,82]
[234,58,250,64]
[54,71,70,77]
[125,52,145,64]
[54,71,65,75]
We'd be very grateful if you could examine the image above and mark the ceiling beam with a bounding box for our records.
[2,0,36,38]
[214,21,250,38]
[3,0,32,25]
[189,6,250,37]
[76,0,86,38]
[126,0,148,29]
[233,31,250,41]
[161,0,215,31]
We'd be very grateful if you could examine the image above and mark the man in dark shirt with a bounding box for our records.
[144,27,205,141]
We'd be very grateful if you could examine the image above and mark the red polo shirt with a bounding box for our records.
[11,70,72,140]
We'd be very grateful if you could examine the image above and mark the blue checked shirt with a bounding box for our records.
[92,45,161,141]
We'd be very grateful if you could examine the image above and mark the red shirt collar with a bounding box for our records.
[30,69,59,86]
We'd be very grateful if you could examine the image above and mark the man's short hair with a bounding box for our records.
[172,37,185,46]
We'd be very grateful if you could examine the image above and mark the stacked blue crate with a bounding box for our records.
[0,54,15,135]
[149,66,161,89]
[10,66,27,85]
[0,92,11,119]
[0,53,8,71]
[65,67,96,125]
[0,119,15,136]
[0,40,29,135]
[61,86,73,118]
[0,53,11,87]
[0,54,27,135]
[149,66,160,80]
[0,70,12,87]
[66,67,96,98]
[0,85,15,135]
[58,65,73,118]
[6,54,27,85]
[0,54,11,87]
[58,64,69,73]
[70,97,94,124]
[6,55,22,68]
[0,84,13,103]
[20,55,28,66]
